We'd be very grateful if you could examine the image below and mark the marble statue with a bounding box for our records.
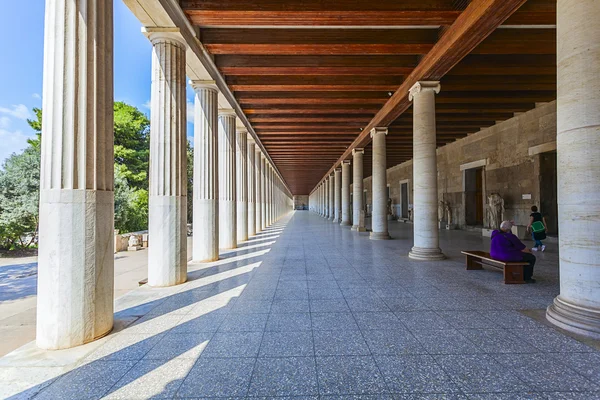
[486,193,505,229]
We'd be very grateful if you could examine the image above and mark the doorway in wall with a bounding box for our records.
[539,151,558,234]
[465,167,484,226]
[400,182,409,219]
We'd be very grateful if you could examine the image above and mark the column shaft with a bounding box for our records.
[329,173,335,221]
[255,150,262,232]
[37,0,114,349]
[352,148,366,232]
[248,141,256,236]
[261,156,267,229]
[370,128,390,240]
[341,161,352,226]
[236,130,248,242]
[148,32,188,286]
[191,82,219,262]
[219,111,237,249]
[408,81,444,260]
[334,168,342,223]
[547,0,600,338]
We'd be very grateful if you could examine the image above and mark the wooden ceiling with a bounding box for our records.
[181,0,556,195]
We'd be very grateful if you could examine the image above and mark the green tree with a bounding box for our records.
[0,110,42,249]
[113,101,150,191]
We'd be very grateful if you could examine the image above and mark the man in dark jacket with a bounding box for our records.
[490,221,536,283]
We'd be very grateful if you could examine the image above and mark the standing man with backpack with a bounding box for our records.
[528,205,547,252]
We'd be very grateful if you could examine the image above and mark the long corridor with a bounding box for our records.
[1,211,599,399]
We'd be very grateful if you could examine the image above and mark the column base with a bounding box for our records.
[546,296,600,339]
[370,231,390,240]
[328,216,334,221]
[351,225,366,232]
[409,246,445,261]
[333,218,340,223]
[340,221,351,227]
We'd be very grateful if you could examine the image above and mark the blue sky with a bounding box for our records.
[0,1,195,166]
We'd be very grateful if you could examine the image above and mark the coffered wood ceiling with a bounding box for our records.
[181,0,556,194]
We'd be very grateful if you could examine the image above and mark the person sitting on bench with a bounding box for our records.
[490,220,536,283]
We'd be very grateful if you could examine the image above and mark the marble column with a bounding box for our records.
[191,81,219,263]
[268,165,273,225]
[236,129,248,242]
[323,177,330,219]
[219,110,237,249]
[261,156,267,230]
[334,167,342,223]
[546,0,600,338]
[351,148,366,232]
[408,82,445,260]
[147,30,188,286]
[37,0,114,349]
[255,149,262,232]
[329,173,335,221]
[248,139,256,236]
[341,161,352,226]
[370,128,390,240]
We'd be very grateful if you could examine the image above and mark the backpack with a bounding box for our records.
[531,221,546,240]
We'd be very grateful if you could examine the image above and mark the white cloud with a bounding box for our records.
[0,116,10,129]
[32,93,41,100]
[142,100,151,109]
[0,104,32,121]
[0,129,35,167]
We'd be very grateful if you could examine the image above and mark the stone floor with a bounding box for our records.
[0,248,153,357]
[1,211,599,399]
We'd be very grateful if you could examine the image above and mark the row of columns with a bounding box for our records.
[36,1,291,350]
[309,81,443,260]
[309,0,600,338]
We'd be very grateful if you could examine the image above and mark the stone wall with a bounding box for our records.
[355,101,557,229]
[294,195,309,209]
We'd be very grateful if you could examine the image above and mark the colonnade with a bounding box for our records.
[309,0,600,338]
[309,81,443,254]
[36,1,291,350]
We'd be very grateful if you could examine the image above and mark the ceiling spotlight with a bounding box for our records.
[388,92,393,96]
[360,128,363,131]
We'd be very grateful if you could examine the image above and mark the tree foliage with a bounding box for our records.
[0,102,155,249]
[0,111,42,249]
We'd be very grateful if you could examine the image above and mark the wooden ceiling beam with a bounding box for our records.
[310,0,529,193]
[206,44,433,56]
[222,67,413,76]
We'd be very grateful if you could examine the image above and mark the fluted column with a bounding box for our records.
[351,148,366,232]
[236,129,248,242]
[248,139,256,236]
[219,110,237,249]
[255,149,262,233]
[408,82,444,260]
[147,30,188,286]
[191,81,219,262]
[334,167,342,223]
[547,0,600,338]
[267,164,273,225]
[37,0,114,349]
[341,161,352,226]
[261,155,267,229]
[329,173,335,221]
[370,128,390,240]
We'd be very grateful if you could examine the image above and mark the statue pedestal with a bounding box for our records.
[445,224,456,230]
[511,225,529,240]
[482,228,494,237]
[128,246,142,252]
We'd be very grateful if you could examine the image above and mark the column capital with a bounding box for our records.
[370,127,388,138]
[335,167,342,173]
[189,80,218,93]
[142,27,187,48]
[408,81,441,101]
[342,160,351,165]
[330,172,335,178]
[352,148,365,156]
[219,108,237,117]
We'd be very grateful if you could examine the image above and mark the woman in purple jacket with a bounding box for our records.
[490,221,536,283]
